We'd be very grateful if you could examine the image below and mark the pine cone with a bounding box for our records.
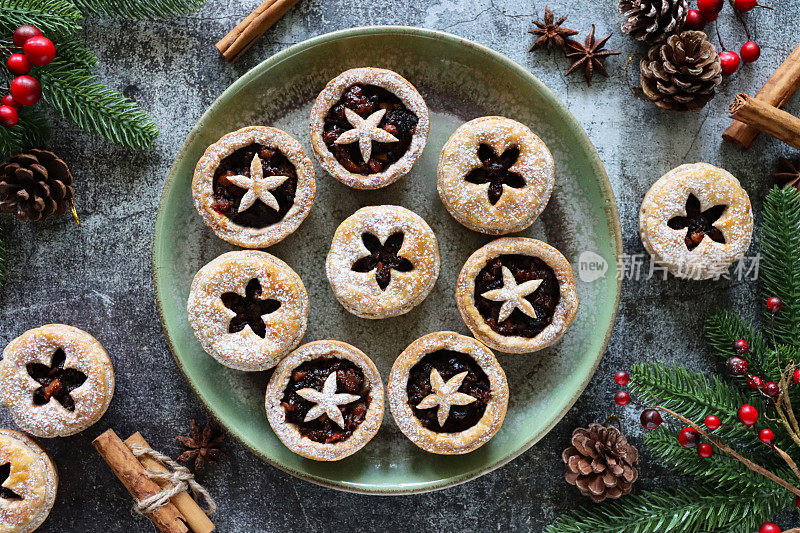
[640,31,722,112]
[563,423,639,502]
[0,150,74,222]
[619,0,687,44]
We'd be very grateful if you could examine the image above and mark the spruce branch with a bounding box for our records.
[546,485,784,533]
[0,110,50,157]
[72,0,206,19]
[761,186,800,346]
[706,310,779,378]
[0,0,81,38]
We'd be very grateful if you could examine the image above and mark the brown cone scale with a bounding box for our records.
[0,149,74,222]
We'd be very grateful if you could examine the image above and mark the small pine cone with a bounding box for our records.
[619,0,687,44]
[563,423,639,503]
[0,150,74,222]
[640,31,722,112]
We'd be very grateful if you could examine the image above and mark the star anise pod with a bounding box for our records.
[176,419,225,472]
[771,157,800,191]
[565,26,620,86]
[529,6,579,54]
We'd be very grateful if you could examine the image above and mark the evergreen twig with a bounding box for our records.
[706,310,779,378]
[0,0,81,38]
[72,0,205,19]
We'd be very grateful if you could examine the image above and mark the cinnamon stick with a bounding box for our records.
[93,429,189,533]
[728,93,800,150]
[124,432,215,533]
[215,0,301,63]
[723,43,800,149]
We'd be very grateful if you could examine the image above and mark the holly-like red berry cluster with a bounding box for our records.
[683,0,768,76]
[0,25,56,128]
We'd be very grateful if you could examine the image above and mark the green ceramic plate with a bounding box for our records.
[154,26,621,494]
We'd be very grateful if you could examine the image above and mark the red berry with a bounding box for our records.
[726,356,748,376]
[0,106,19,127]
[684,9,706,30]
[733,339,749,353]
[738,404,759,425]
[614,371,630,385]
[735,0,758,11]
[678,427,700,448]
[796,494,800,508]
[23,36,56,66]
[759,523,781,533]
[697,0,723,20]
[698,442,713,458]
[741,41,761,63]
[704,415,721,430]
[749,375,763,389]
[13,25,43,48]
[640,408,663,430]
[767,296,783,313]
[720,51,741,76]
[0,95,18,109]
[614,391,631,406]
[6,54,30,75]
[793,368,800,385]
[764,381,780,398]
[759,428,775,445]
[10,76,41,106]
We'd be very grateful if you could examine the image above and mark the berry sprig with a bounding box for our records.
[0,25,56,128]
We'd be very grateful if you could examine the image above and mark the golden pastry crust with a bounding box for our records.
[192,126,316,249]
[388,331,508,455]
[438,116,555,235]
[639,163,753,280]
[0,429,57,533]
[265,340,384,461]
[187,250,308,372]
[0,324,114,438]
[309,67,430,189]
[326,205,440,319]
[456,238,579,353]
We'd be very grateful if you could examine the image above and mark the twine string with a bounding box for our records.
[128,444,216,516]
[624,54,648,102]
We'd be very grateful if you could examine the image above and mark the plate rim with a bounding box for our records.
[153,25,622,495]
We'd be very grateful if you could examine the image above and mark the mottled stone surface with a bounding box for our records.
[0,0,798,531]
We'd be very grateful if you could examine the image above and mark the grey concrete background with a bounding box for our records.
[0,0,798,531]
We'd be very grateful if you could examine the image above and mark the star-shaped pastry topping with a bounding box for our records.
[296,373,360,429]
[334,108,399,163]
[667,193,727,251]
[416,368,477,427]
[481,266,542,322]
[227,154,290,213]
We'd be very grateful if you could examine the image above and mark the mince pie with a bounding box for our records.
[0,429,57,532]
[639,163,753,280]
[438,116,555,235]
[456,238,579,353]
[193,126,316,248]
[309,67,430,190]
[187,250,308,371]
[0,324,115,438]
[388,331,508,455]
[265,340,384,461]
[326,205,440,319]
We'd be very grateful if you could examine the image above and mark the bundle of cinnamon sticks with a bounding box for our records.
[216,0,301,63]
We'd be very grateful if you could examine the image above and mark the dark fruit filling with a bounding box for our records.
[407,350,491,433]
[212,143,298,228]
[351,232,413,290]
[474,254,560,338]
[465,144,525,205]
[26,349,87,411]
[667,193,727,250]
[221,278,280,338]
[0,463,20,500]
[322,84,418,175]
[281,357,371,444]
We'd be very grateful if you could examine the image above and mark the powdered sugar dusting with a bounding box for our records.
[388,331,508,455]
[309,67,430,189]
[265,340,384,461]
[0,325,114,438]
[187,250,308,371]
[326,205,440,319]
[639,163,753,280]
[438,116,554,235]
